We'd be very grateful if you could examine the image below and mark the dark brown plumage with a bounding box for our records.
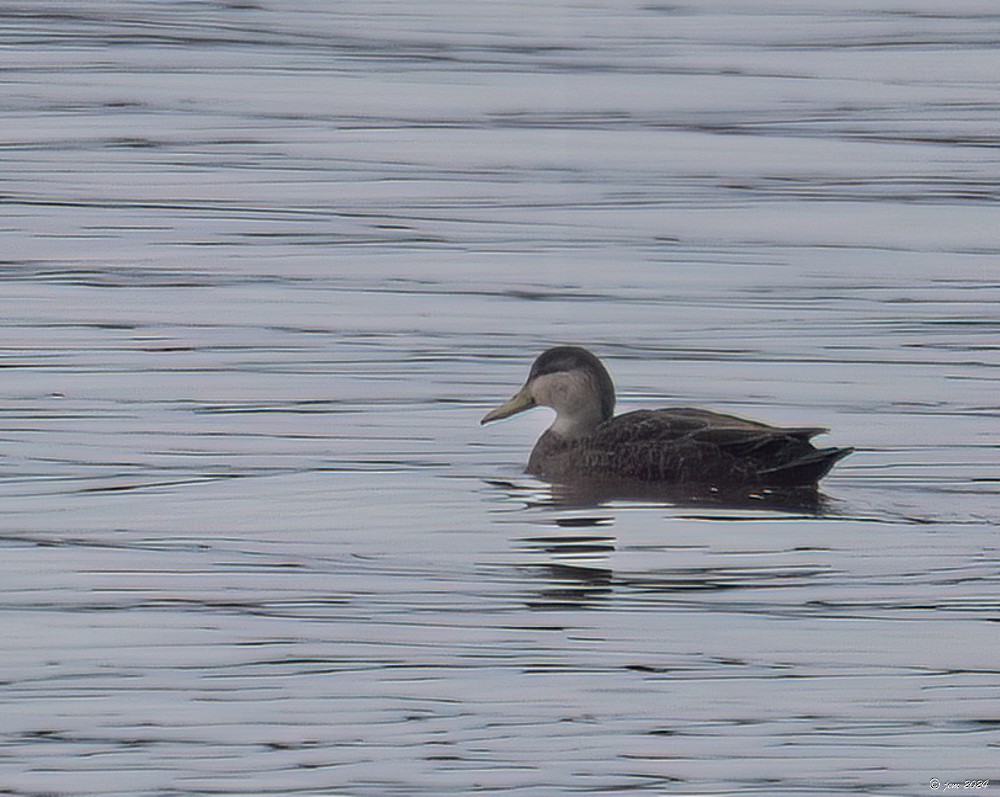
[482,346,852,488]
[527,406,850,485]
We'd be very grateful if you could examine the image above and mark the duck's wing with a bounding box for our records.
[576,408,848,485]
[639,407,828,440]
[595,407,811,443]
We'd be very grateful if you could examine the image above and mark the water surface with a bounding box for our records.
[2,1,1000,795]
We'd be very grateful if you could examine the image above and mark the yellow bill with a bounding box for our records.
[481,385,536,425]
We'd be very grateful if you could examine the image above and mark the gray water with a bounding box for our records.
[3,2,1000,795]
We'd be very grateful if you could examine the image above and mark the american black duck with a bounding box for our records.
[481,346,852,488]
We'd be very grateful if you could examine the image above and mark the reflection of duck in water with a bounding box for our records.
[482,346,852,489]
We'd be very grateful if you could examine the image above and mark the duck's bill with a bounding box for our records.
[481,386,536,424]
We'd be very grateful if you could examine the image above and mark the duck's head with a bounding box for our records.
[480,346,615,438]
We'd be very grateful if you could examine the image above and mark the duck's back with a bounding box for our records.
[527,407,852,487]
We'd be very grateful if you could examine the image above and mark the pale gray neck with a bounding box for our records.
[548,403,605,440]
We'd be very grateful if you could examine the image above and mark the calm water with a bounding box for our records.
[2,1,1000,795]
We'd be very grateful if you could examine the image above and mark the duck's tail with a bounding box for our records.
[760,446,854,485]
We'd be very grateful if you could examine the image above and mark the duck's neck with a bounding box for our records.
[549,405,606,440]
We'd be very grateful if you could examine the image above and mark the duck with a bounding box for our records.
[481,346,852,488]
